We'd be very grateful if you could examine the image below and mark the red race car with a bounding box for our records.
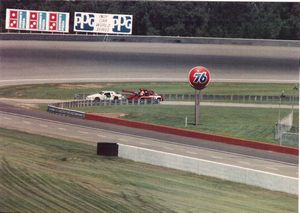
[122,88,164,103]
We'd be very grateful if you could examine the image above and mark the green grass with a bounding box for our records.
[0,82,298,99]
[74,105,298,144]
[0,128,297,213]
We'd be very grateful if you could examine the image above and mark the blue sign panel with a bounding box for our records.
[74,13,95,31]
[112,15,132,34]
[38,12,47,31]
[18,11,27,29]
[58,13,67,32]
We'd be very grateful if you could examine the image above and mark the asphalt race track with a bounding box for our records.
[0,102,297,178]
[1,40,299,86]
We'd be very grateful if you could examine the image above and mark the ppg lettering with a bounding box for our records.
[75,13,94,31]
[112,15,132,33]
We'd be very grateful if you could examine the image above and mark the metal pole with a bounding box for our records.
[278,96,282,145]
[278,96,281,123]
[195,89,200,125]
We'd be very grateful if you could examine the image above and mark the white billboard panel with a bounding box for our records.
[5,8,69,33]
[74,12,132,34]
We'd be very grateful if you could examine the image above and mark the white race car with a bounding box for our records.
[85,91,124,102]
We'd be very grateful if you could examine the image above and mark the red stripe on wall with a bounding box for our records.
[85,113,298,156]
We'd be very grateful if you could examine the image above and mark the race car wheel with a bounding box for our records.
[94,97,100,102]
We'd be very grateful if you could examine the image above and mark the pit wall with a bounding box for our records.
[118,144,298,195]
[85,113,298,156]
[47,104,298,155]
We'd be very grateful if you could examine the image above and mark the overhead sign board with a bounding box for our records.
[5,8,69,33]
[188,66,211,90]
[74,12,133,34]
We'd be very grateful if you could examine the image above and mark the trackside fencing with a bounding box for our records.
[280,133,299,148]
[274,110,299,147]
[51,99,160,109]
[74,93,298,104]
[162,94,298,104]
[275,111,293,140]
[47,99,159,118]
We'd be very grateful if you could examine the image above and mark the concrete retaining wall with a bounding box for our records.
[1,33,299,47]
[118,144,298,195]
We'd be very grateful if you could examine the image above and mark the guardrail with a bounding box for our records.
[47,104,85,118]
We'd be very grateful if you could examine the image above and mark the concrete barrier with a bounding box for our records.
[1,33,299,47]
[118,144,298,195]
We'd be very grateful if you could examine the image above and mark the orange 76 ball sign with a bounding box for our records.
[188,66,211,90]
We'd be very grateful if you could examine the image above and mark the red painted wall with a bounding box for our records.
[85,113,298,156]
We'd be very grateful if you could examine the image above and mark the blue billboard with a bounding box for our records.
[74,12,133,34]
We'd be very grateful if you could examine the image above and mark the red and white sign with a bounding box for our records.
[9,10,18,28]
[5,8,69,33]
[29,11,38,30]
[188,66,211,90]
[49,13,57,31]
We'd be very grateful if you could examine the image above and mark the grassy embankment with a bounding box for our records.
[0,128,297,213]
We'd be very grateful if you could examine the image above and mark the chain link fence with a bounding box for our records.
[280,133,299,148]
[274,111,299,147]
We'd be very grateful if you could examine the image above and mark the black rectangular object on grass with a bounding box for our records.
[97,143,118,156]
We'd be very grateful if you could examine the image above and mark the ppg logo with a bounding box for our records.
[112,15,132,33]
[74,13,94,31]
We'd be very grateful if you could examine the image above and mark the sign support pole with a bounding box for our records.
[195,89,200,125]
[189,66,210,126]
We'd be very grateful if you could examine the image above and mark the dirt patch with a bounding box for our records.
[91,113,127,118]
[0,98,62,110]
[18,103,40,110]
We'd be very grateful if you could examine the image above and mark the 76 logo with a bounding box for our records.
[193,72,207,84]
